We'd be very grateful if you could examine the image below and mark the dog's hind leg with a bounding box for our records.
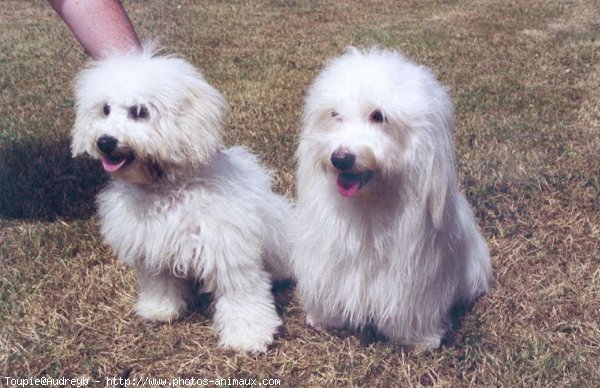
[211,265,282,353]
[133,267,189,323]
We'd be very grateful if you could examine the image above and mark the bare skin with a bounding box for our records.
[48,0,142,59]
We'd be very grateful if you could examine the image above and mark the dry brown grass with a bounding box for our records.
[1,0,598,386]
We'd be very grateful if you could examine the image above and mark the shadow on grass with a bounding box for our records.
[0,135,106,220]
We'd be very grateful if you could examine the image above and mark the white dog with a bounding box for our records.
[291,47,491,349]
[72,45,292,353]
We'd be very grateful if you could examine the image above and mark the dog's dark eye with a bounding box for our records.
[129,104,149,121]
[369,109,385,124]
[331,111,340,119]
[103,103,110,116]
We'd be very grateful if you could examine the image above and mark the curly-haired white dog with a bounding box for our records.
[72,46,292,353]
[291,47,491,349]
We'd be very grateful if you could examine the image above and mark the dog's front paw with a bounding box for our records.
[134,295,186,323]
[134,269,189,323]
[213,295,282,353]
[217,323,278,353]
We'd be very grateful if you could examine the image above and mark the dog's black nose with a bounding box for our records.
[331,149,356,171]
[96,135,119,154]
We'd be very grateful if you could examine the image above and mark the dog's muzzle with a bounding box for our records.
[330,149,373,197]
[96,135,135,173]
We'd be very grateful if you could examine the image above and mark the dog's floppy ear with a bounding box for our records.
[177,78,226,165]
[156,58,226,166]
[71,109,93,157]
[71,66,100,158]
[422,143,453,229]
[416,105,457,229]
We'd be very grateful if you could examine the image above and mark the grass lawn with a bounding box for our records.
[1,0,598,386]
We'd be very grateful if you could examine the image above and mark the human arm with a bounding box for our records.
[48,0,142,59]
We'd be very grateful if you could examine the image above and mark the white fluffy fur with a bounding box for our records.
[291,47,491,349]
[72,45,292,353]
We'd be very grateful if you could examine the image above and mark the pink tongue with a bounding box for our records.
[337,175,361,197]
[101,157,126,173]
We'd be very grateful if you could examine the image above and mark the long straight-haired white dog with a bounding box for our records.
[292,47,491,349]
[72,45,292,353]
